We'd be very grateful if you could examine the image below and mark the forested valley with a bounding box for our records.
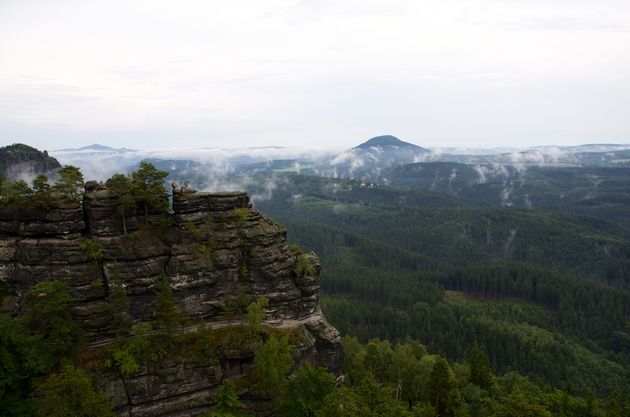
[1,144,630,416]
[254,173,630,410]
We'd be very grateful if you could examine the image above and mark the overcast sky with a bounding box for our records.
[1,0,629,150]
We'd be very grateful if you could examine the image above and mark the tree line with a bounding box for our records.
[0,162,171,230]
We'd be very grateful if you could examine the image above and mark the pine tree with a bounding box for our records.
[106,173,136,234]
[107,271,132,340]
[212,380,243,414]
[32,174,51,206]
[251,336,294,397]
[131,162,169,223]
[469,344,494,392]
[53,165,84,201]
[1,179,32,204]
[246,297,269,337]
[428,357,460,417]
[22,281,83,360]
[32,174,50,195]
[154,274,184,340]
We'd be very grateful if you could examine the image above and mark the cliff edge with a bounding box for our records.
[0,182,342,416]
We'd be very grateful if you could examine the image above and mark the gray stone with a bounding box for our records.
[0,185,343,417]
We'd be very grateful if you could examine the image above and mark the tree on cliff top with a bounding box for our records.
[106,173,136,234]
[0,179,32,205]
[32,174,52,206]
[53,165,84,201]
[131,162,169,223]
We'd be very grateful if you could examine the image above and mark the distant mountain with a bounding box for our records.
[76,144,117,152]
[323,135,433,180]
[56,143,136,153]
[354,135,430,152]
[0,143,61,178]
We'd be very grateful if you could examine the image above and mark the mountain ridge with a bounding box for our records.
[354,135,430,152]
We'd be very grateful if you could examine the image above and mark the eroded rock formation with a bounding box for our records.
[0,182,342,416]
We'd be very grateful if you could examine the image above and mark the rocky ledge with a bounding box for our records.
[0,183,343,416]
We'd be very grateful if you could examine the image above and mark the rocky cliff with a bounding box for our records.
[0,182,342,417]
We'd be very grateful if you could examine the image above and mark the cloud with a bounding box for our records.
[473,165,488,184]
[448,168,457,191]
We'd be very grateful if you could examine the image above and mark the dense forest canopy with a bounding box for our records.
[1,151,630,416]
[254,173,630,399]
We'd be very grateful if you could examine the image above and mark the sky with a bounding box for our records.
[1,0,629,150]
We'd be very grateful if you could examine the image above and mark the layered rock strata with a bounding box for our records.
[0,183,343,416]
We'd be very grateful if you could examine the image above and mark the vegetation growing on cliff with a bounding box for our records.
[0,282,86,416]
[36,365,116,417]
[53,165,84,201]
[4,278,624,417]
[294,254,315,277]
[131,162,170,222]
[106,173,136,234]
[101,162,170,230]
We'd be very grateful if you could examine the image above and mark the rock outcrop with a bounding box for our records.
[0,183,343,416]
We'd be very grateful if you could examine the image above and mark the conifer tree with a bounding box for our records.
[212,380,243,414]
[131,162,169,222]
[107,270,132,340]
[469,344,494,392]
[32,174,51,206]
[106,173,135,234]
[246,296,268,336]
[53,165,84,201]
[251,336,294,397]
[154,274,184,341]
[22,281,83,360]
[428,357,460,417]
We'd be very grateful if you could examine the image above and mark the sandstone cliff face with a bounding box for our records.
[0,183,343,417]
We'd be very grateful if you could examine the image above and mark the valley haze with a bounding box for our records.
[2,0,630,415]
[48,137,630,183]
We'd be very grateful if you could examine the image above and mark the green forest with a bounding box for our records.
[1,158,630,416]
[2,277,629,417]
[0,279,630,417]
[254,174,630,400]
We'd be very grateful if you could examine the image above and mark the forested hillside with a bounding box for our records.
[255,174,630,397]
[2,153,630,415]
[387,162,630,229]
[0,143,61,178]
